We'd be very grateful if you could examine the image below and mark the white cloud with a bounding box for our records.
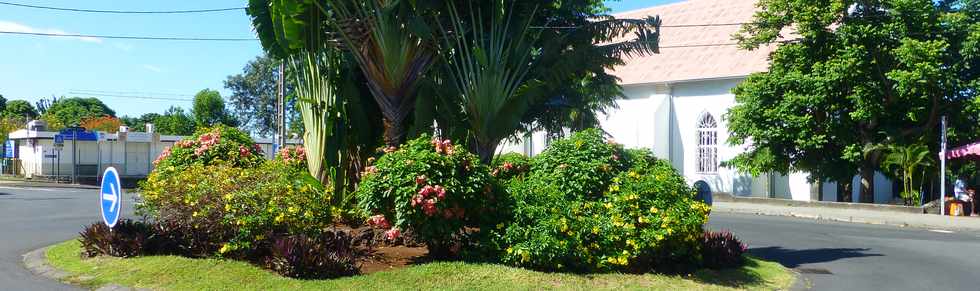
[142,64,163,73]
[0,20,102,43]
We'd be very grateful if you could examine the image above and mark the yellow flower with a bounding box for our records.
[628,171,640,179]
[506,247,513,254]
[496,223,505,229]
[609,185,620,192]
[219,244,230,254]
[604,203,612,209]
[649,206,659,214]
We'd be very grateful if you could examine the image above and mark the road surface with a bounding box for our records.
[2,186,980,290]
[709,212,980,290]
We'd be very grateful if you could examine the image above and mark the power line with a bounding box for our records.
[0,1,245,14]
[0,31,257,42]
[70,89,193,97]
[68,92,193,102]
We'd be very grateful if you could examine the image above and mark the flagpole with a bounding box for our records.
[940,116,947,216]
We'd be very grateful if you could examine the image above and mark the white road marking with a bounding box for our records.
[929,229,954,234]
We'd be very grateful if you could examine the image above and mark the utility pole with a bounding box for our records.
[277,61,286,148]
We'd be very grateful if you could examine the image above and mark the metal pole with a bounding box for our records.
[277,61,286,147]
[940,116,947,216]
[72,130,77,184]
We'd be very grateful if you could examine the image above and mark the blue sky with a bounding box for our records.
[0,0,679,117]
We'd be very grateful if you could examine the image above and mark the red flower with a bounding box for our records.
[384,228,401,241]
[367,215,390,229]
[411,194,424,207]
[415,175,427,185]
[434,185,446,199]
[239,145,252,158]
[422,199,438,216]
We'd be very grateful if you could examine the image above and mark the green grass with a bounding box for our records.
[47,240,794,290]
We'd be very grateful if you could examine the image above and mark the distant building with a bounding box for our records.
[501,0,897,203]
[7,123,300,180]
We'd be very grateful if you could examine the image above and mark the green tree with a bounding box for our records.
[248,0,660,157]
[42,97,115,127]
[2,100,37,120]
[224,54,302,136]
[727,0,980,202]
[191,89,238,128]
[153,106,196,136]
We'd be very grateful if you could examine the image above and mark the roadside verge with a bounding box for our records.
[713,200,980,232]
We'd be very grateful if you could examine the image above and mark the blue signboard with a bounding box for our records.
[54,134,64,145]
[4,140,14,158]
[100,167,122,228]
[59,128,98,141]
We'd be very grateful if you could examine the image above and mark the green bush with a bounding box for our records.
[491,130,709,273]
[153,125,265,171]
[356,135,503,257]
[491,152,531,182]
[138,161,332,256]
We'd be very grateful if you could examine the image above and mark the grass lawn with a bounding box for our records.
[47,240,794,290]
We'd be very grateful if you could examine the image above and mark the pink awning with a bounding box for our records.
[946,141,980,160]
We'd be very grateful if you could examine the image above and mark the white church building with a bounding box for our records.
[503,0,898,203]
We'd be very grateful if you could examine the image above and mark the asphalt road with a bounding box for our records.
[0,185,135,291]
[709,212,980,291]
[2,186,980,291]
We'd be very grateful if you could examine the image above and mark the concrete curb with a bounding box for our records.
[22,245,146,291]
[0,181,100,190]
[713,193,923,214]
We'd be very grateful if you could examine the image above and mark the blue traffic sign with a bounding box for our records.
[100,167,122,228]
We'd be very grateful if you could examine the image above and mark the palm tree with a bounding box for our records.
[322,0,436,147]
[880,143,934,205]
[438,2,541,163]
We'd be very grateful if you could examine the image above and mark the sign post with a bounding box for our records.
[100,167,122,228]
[940,116,947,216]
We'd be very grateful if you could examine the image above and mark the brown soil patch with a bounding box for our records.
[358,245,429,274]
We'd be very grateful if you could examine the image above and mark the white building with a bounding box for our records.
[8,123,300,180]
[503,0,897,203]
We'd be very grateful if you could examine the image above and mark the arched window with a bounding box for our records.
[696,113,718,174]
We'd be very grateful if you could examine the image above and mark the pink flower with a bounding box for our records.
[175,140,195,148]
[364,166,377,175]
[367,215,391,229]
[434,185,446,199]
[418,185,435,198]
[415,175,427,185]
[252,143,263,153]
[502,162,514,171]
[422,199,438,216]
[384,146,398,153]
[239,145,251,158]
[384,228,401,241]
[411,194,424,207]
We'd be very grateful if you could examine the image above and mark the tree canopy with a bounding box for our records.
[247,0,661,160]
[192,89,238,128]
[727,0,980,202]
[3,100,37,120]
[41,97,115,129]
[153,106,196,136]
[225,54,301,137]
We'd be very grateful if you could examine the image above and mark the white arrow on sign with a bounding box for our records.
[102,184,117,213]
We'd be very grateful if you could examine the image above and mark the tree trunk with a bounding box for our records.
[383,118,405,148]
[859,163,876,203]
[474,140,499,165]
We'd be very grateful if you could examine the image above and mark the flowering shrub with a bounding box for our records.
[276,145,307,170]
[491,152,531,182]
[702,230,747,269]
[356,135,502,257]
[152,125,264,171]
[492,130,710,273]
[138,161,332,256]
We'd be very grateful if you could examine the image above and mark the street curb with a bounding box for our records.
[1,181,100,190]
[22,245,146,291]
[715,208,907,228]
[713,193,923,214]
